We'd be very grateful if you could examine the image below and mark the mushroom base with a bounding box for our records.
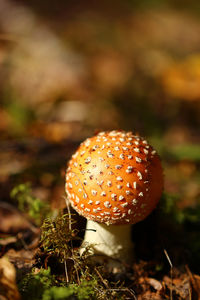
[81,220,134,262]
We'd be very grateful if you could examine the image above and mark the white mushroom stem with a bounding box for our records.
[81,219,134,262]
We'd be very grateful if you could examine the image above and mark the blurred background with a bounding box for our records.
[0,0,200,268]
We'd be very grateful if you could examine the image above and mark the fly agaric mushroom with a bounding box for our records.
[65,130,163,261]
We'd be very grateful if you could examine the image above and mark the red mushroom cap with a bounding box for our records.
[65,130,163,225]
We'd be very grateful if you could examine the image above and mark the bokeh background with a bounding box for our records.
[0,0,200,271]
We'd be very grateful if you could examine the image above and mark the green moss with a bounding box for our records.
[19,268,56,300]
[42,286,75,300]
[19,267,98,300]
[10,183,50,226]
[3,96,35,136]
[42,279,97,300]
[40,213,80,263]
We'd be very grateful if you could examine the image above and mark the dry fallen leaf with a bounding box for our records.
[186,265,200,299]
[0,256,21,300]
[145,277,163,291]
[161,54,200,102]
[0,202,31,234]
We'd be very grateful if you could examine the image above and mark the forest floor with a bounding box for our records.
[0,1,200,299]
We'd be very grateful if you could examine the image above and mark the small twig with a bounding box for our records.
[64,195,80,285]
[65,196,72,231]
[93,286,137,300]
[94,266,109,289]
[17,232,29,250]
[44,255,51,269]
[109,288,137,299]
[64,255,69,283]
[164,249,173,300]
